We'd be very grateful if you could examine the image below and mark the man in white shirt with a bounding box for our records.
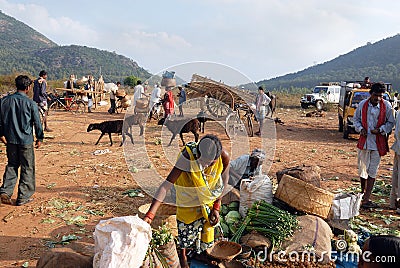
[353,82,394,208]
[149,83,161,118]
[133,80,145,106]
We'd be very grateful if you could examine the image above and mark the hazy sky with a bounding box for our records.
[1,0,400,83]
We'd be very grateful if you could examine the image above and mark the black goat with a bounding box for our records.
[87,114,145,146]
[266,92,276,117]
[158,117,200,146]
[196,111,214,133]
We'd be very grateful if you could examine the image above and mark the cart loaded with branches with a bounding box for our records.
[185,74,268,137]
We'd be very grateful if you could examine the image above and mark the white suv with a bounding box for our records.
[301,85,341,110]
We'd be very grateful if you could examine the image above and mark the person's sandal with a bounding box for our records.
[16,198,34,206]
[361,201,379,209]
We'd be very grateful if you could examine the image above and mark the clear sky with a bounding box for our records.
[1,0,400,83]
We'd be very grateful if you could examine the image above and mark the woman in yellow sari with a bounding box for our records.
[144,134,230,268]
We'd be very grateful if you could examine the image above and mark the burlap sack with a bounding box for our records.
[116,89,126,97]
[276,165,321,187]
[36,248,93,268]
[281,215,333,264]
[240,231,271,249]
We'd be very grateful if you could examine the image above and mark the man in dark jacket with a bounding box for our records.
[33,70,52,131]
[0,75,44,206]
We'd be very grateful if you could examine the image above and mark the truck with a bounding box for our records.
[300,82,341,110]
[338,81,392,139]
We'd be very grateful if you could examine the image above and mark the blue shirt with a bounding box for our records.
[0,91,44,144]
[178,89,186,104]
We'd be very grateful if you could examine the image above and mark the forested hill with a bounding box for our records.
[258,34,400,91]
[0,11,151,82]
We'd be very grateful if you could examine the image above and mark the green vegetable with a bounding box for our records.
[221,222,230,237]
[220,205,229,216]
[225,211,241,225]
[230,200,298,248]
[228,223,239,234]
[228,201,240,211]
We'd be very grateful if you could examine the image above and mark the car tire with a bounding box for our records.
[338,116,343,132]
[343,123,349,139]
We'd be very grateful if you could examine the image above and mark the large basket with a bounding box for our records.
[206,241,242,262]
[161,78,176,87]
[275,174,334,219]
[138,203,178,237]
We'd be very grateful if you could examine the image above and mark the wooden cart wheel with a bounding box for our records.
[205,89,234,118]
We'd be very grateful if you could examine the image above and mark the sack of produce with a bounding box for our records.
[116,89,126,97]
[37,248,93,268]
[281,215,333,264]
[276,165,321,187]
[122,99,131,108]
[239,175,273,217]
[135,98,149,113]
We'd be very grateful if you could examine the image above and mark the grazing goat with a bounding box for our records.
[87,114,145,146]
[158,117,200,146]
[196,111,214,133]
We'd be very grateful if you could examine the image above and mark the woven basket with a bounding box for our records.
[206,241,242,262]
[138,203,178,237]
[275,174,334,219]
[161,78,176,87]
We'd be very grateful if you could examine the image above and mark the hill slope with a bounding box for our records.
[259,34,400,90]
[0,11,151,82]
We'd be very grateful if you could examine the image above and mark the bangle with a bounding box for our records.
[213,201,221,211]
[145,212,155,220]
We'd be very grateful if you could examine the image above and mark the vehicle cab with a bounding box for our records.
[338,81,392,139]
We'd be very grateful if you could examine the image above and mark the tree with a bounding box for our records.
[124,75,139,87]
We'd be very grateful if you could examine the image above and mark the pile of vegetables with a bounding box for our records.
[218,201,242,239]
[231,200,298,248]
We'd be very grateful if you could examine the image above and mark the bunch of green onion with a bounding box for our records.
[231,200,298,248]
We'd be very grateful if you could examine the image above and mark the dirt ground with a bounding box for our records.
[0,101,398,267]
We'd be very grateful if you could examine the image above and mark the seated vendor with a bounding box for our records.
[228,148,266,189]
[143,134,230,268]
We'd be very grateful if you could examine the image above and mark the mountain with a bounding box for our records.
[258,34,400,91]
[0,11,151,82]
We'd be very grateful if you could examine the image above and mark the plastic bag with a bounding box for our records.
[329,192,363,220]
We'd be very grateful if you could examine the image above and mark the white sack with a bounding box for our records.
[93,215,152,268]
[239,175,273,217]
